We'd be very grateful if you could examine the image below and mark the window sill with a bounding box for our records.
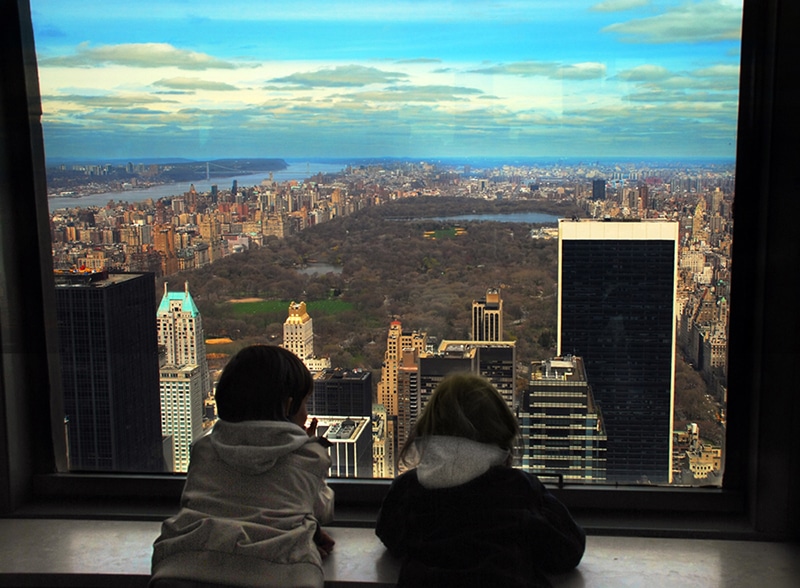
[1,519,798,588]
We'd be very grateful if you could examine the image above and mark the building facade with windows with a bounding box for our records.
[312,368,372,417]
[472,287,503,342]
[518,356,606,483]
[282,301,314,361]
[156,283,211,472]
[316,416,372,478]
[54,270,164,472]
[558,219,678,484]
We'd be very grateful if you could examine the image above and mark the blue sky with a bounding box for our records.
[30,0,743,161]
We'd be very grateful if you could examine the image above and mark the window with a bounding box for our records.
[2,0,800,537]
[30,0,741,485]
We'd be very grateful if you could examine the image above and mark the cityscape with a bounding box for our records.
[34,0,739,486]
[50,157,732,485]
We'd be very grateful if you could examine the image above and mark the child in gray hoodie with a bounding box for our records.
[151,345,334,588]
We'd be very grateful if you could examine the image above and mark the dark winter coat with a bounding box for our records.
[375,437,585,588]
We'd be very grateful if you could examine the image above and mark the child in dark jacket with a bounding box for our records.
[150,345,335,588]
[375,372,585,588]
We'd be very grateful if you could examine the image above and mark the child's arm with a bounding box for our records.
[313,525,335,558]
[374,474,411,557]
[524,473,586,572]
[313,480,335,524]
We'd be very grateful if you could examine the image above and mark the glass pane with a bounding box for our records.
[32,1,740,484]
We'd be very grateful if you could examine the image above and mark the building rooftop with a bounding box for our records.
[54,270,144,288]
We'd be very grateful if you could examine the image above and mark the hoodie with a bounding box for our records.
[376,436,585,588]
[151,420,334,588]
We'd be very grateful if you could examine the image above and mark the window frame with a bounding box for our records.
[2,0,798,539]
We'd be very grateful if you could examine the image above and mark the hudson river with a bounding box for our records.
[48,161,344,211]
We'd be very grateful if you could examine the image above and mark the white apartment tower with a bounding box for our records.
[156,282,210,473]
[283,301,314,360]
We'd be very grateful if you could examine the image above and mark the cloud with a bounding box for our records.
[625,88,738,103]
[603,1,743,43]
[269,65,408,88]
[38,42,240,70]
[693,64,740,78]
[618,63,739,93]
[591,0,650,12]
[617,65,672,81]
[395,58,443,64]
[471,61,606,80]
[341,84,484,103]
[42,94,175,108]
[153,77,239,91]
[559,63,608,80]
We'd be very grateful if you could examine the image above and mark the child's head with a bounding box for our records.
[401,372,519,465]
[214,345,313,424]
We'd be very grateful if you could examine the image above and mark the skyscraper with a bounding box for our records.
[592,178,606,201]
[282,301,331,372]
[312,368,372,417]
[283,301,314,360]
[418,340,516,416]
[558,219,678,483]
[377,320,427,417]
[519,356,606,482]
[157,282,211,472]
[472,287,503,341]
[315,416,373,478]
[55,270,165,472]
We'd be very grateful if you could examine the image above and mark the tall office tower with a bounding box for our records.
[314,416,373,478]
[376,320,427,417]
[638,183,650,212]
[472,288,503,341]
[153,224,179,276]
[396,348,421,453]
[518,356,607,482]
[157,282,211,472]
[692,198,708,244]
[372,404,396,478]
[592,178,606,201]
[418,341,516,419]
[312,368,372,417]
[54,270,165,472]
[558,219,678,483]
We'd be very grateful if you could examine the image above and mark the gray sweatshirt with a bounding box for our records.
[151,420,334,588]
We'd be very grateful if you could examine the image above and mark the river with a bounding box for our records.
[48,161,345,211]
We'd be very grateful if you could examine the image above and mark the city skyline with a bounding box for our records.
[31,1,742,161]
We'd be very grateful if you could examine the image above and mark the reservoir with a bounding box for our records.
[410,211,560,224]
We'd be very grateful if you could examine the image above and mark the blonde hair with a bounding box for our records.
[399,372,519,468]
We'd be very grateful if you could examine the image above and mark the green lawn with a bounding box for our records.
[424,227,466,239]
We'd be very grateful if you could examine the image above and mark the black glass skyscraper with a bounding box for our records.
[312,368,373,417]
[55,271,165,472]
[557,219,678,483]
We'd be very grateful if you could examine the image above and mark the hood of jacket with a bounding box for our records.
[414,435,510,489]
[207,419,311,475]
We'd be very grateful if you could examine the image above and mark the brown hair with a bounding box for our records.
[215,345,313,422]
[398,372,519,468]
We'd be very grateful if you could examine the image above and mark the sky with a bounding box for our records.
[30,0,743,162]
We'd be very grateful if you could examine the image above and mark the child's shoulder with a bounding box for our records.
[282,436,332,474]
